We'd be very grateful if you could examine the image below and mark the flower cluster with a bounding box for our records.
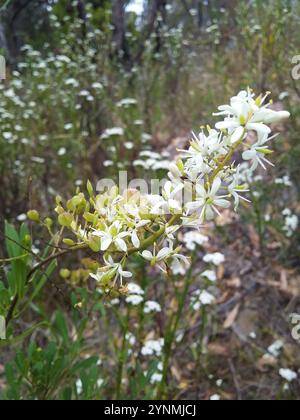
[45,89,290,293]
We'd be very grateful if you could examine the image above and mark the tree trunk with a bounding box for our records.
[112,0,129,60]
[135,0,167,62]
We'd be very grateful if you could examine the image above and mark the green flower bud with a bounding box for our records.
[60,269,71,279]
[63,238,76,246]
[88,236,101,252]
[44,217,53,227]
[87,180,94,197]
[58,212,73,227]
[27,210,40,222]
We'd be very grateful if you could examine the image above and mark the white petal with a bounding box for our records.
[215,120,239,130]
[115,238,127,252]
[211,178,221,196]
[141,250,153,261]
[231,126,245,144]
[214,198,231,208]
[131,230,140,248]
[120,270,132,278]
[101,236,112,251]
[157,247,171,261]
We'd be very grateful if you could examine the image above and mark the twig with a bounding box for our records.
[228,358,242,401]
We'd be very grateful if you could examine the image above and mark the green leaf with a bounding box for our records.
[0,322,47,348]
[55,311,70,344]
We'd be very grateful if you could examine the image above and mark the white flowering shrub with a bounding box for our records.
[24,89,290,296]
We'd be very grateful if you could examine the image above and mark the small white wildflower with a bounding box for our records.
[57,147,67,156]
[126,294,144,305]
[101,127,124,139]
[127,283,144,296]
[31,157,45,164]
[97,379,104,388]
[216,379,223,387]
[268,340,283,358]
[64,123,73,131]
[104,160,114,167]
[210,394,221,400]
[17,214,27,222]
[203,252,225,266]
[124,142,134,150]
[110,298,120,306]
[141,339,164,357]
[150,373,163,384]
[76,379,83,394]
[186,178,230,220]
[279,368,297,382]
[202,270,217,282]
[183,231,209,251]
[79,90,90,97]
[125,333,136,346]
[92,82,103,90]
[144,301,161,314]
[117,98,137,108]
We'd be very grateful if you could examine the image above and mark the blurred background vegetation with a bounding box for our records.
[0,0,300,400]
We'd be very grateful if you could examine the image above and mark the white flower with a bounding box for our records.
[203,252,225,266]
[214,90,290,141]
[202,270,217,282]
[57,147,67,156]
[242,132,277,172]
[268,340,283,358]
[93,221,129,252]
[198,290,215,305]
[283,212,298,237]
[101,127,124,139]
[126,333,136,346]
[65,78,79,87]
[76,379,83,394]
[117,98,137,108]
[275,175,292,187]
[279,368,297,382]
[192,290,215,310]
[90,256,132,286]
[183,231,209,251]
[17,213,27,222]
[92,82,103,90]
[210,394,221,401]
[170,253,190,275]
[141,339,164,357]
[64,123,73,131]
[127,282,144,296]
[186,178,230,221]
[227,168,250,210]
[141,246,172,266]
[79,89,90,97]
[126,294,143,305]
[150,373,163,384]
[129,219,151,249]
[144,301,162,314]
